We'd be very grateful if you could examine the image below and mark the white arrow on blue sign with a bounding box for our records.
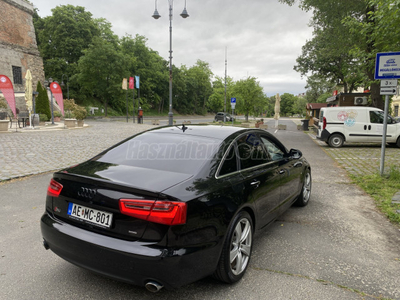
[231,98,236,103]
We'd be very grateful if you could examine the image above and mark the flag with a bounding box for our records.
[135,76,140,89]
[0,75,17,117]
[129,77,134,89]
[50,82,64,116]
[122,78,127,90]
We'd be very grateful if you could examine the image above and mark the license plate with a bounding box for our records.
[67,202,113,228]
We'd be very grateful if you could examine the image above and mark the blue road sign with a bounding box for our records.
[375,52,400,79]
[231,97,236,103]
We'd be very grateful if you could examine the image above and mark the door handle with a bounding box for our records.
[368,125,371,130]
[364,125,367,130]
[250,181,260,188]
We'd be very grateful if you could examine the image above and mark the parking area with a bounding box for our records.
[310,132,400,177]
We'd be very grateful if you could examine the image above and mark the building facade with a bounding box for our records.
[0,0,45,111]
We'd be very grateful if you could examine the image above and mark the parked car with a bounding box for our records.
[395,116,400,123]
[215,112,234,122]
[41,125,311,292]
[317,106,400,148]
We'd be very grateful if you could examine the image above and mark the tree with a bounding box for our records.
[35,81,51,119]
[120,34,168,112]
[280,0,385,108]
[280,93,297,116]
[233,77,265,121]
[180,60,213,115]
[34,5,100,99]
[76,37,129,116]
[207,76,235,113]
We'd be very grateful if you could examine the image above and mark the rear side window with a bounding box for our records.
[219,145,238,176]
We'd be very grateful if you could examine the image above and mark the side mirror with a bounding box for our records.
[288,148,302,159]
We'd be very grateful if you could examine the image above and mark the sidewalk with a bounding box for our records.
[0,120,154,181]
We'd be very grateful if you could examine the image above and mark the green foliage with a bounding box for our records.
[233,77,266,121]
[53,110,62,118]
[63,99,87,119]
[351,166,400,225]
[207,76,235,113]
[35,81,51,119]
[0,96,8,110]
[76,36,129,116]
[280,0,390,109]
[175,60,213,115]
[39,113,48,122]
[34,5,100,100]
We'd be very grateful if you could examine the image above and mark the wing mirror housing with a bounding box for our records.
[288,148,302,159]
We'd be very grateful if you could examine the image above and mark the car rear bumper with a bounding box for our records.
[40,212,220,289]
[316,129,330,142]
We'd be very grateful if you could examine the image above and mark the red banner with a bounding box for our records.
[129,77,134,89]
[50,82,64,116]
[0,75,17,117]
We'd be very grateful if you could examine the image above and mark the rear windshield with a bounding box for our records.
[95,132,221,174]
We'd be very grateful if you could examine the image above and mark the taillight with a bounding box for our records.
[119,199,187,225]
[47,179,63,197]
[323,117,327,130]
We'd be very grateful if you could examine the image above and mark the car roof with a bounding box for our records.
[146,125,251,140]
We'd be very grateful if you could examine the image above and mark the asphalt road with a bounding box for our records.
[1,119,399,300]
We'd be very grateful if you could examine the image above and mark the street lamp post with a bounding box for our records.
[152,0,189,126]
[61,74,69,100]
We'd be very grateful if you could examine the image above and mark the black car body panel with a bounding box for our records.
[41,125,311,289]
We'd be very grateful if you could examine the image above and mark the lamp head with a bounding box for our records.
[152,9,161,19]
[180,8,189,18]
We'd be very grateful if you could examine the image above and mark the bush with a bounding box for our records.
[35,81,51,120]
[63,99,87,120]
[54,111,62,118]
[39,113,49,122]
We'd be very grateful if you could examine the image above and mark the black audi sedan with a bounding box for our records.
[41,125,311,292]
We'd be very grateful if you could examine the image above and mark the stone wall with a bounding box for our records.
[0,0,45,111]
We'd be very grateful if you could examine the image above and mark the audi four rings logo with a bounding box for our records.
[78,187,97,199]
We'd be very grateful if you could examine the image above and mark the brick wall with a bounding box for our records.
[0,0,45,111]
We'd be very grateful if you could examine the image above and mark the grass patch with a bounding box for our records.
[351,165,400,225]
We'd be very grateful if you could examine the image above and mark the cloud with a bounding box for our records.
[33,0,313,95]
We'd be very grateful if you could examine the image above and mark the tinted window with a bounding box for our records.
[96,133,220,174]
[370,110,395,124]
[219,145,238,176]
[237,133,269,169]
[260,136,285,161]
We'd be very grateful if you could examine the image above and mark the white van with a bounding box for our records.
[317,106,400,148]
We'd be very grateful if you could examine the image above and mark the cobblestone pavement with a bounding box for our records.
[1,121,399,182]
[0,120,154,181]
[309,133,400,177]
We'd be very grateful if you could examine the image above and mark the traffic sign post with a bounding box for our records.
[375,52,400,176]
[230,98,236,125]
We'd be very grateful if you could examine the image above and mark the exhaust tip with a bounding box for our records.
[43,240,50,250]
[145,281,163,293]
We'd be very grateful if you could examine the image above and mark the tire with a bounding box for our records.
[328,134,344,148]
[294,169,311,207]
[397,137,400,148]
[214,211,253,284]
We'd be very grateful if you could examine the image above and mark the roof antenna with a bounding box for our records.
[182,124,188,132]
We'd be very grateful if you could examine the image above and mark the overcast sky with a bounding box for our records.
[32,0,314,96]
